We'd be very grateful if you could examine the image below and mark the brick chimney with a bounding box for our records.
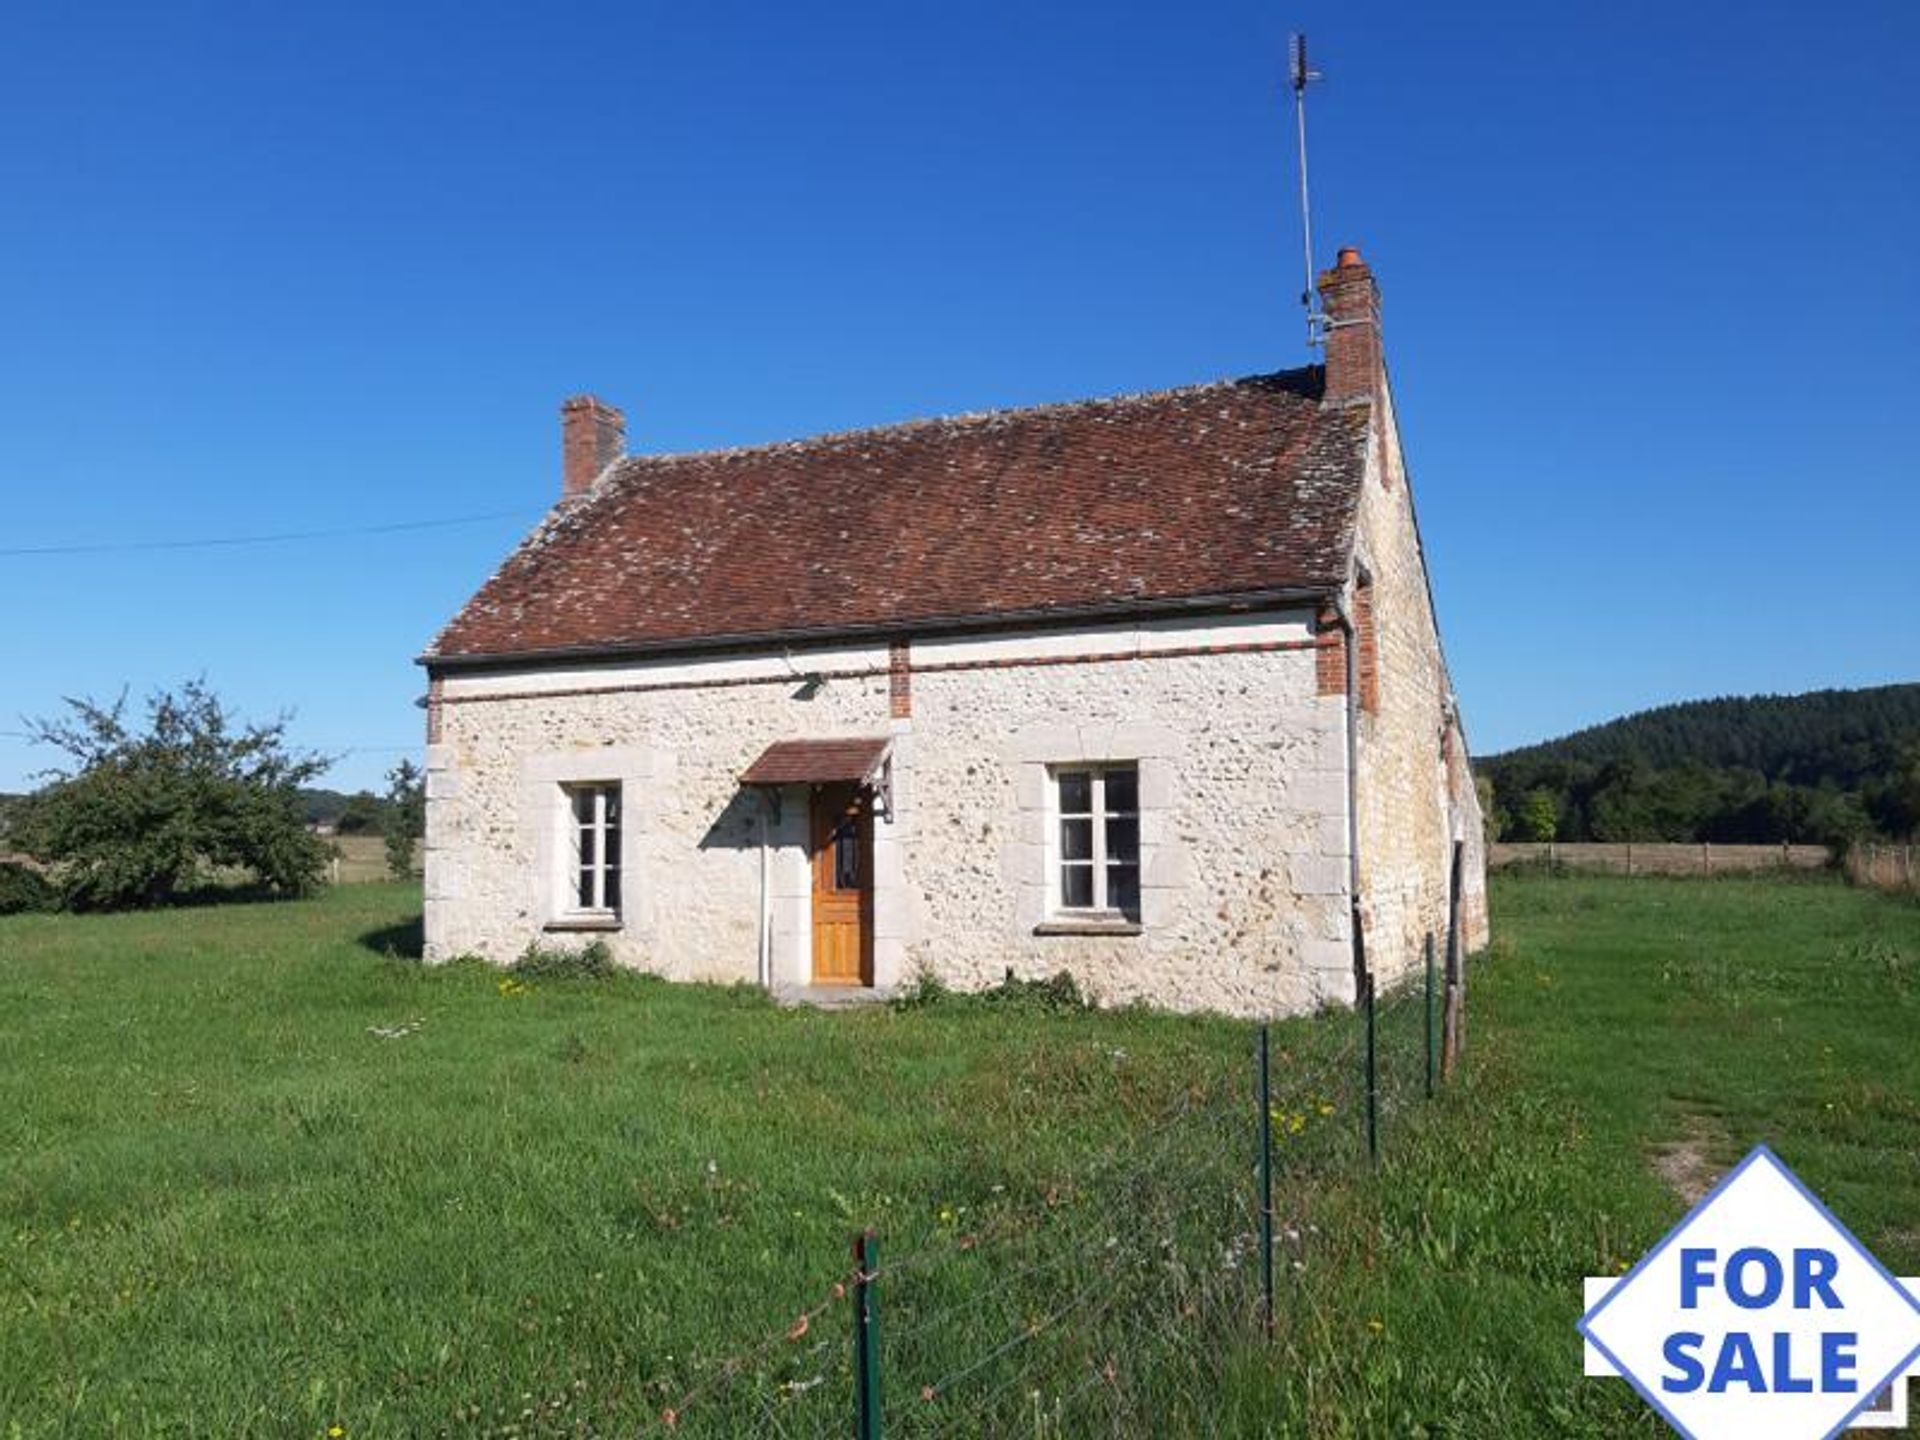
[561,394,625,499]
[1316,246,1382,406]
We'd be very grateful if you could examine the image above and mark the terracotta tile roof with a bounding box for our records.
[740,737,892,786]
[426,366,1365,664]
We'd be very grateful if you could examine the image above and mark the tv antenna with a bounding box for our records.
[1288,33,1325,347]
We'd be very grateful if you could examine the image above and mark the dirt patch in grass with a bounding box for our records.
[1877,1226,1920,1262]
[1650,1117,1727,1206]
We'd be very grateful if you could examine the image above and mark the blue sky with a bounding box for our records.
[2,1,1914,793]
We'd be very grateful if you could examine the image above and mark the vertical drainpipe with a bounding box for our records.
[1328,586,1366,997]
[757,793,774,988]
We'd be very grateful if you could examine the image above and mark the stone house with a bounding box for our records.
[419,248,1488,1016]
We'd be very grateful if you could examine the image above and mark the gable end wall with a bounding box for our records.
[1350,384,1490,988]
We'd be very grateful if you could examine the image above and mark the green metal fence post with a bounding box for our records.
[853,1229,882,1440]
[1364,972,1379,1164]
[1424,932,1436,1100]
[1258,1024,1274,1338]
[1443,841,1465,1078]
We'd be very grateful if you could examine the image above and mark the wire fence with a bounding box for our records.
[1846,842,1919,898]
[651,936,1461,1438]
[1490,841,1831,876]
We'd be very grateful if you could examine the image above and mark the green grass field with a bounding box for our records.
[0,875,1914,1436]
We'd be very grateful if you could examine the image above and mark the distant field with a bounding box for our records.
[0,835,412,886]
[326,833,409,883]
[0,876,1914,1436]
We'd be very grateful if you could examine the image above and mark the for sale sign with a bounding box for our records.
[1579,1145,1920,1439]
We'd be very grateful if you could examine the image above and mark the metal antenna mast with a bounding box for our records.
[1289,33,1324,347]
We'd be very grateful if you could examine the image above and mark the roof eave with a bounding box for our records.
[417,584,1336,676]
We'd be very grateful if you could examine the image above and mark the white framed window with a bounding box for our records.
[564,783,622,917]
[1051,764,1141,921]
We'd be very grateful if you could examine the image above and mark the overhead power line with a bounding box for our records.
[0,508,539,558]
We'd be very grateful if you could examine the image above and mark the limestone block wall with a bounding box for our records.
[1348,385,1489,986]
[425,652,894,983]
[907,637,1353,1016]
[1446,716,1491,952]
[423,610,1353,1018]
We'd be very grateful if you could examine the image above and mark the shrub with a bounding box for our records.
[981,969,1094,1012]
[1497,854,1572,880]
[510,938,617,980]
[0,862,56,915]
[889,964,952,1011]
[383,759,425,880]
[892,966,1095,1013]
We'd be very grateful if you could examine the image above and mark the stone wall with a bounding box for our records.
[424,666,892,984]
[1347,384,1489,987]
[909,633,1353,1015]
[423,610,1353,1017]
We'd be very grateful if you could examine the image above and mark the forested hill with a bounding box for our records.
[1481,684,1920,846]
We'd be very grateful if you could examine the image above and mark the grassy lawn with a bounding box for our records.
[1276,874,1920,1436]
[0,875,1915,1436]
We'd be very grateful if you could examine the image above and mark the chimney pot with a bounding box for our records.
[1316,247,1382,406]
[561,394,625,499]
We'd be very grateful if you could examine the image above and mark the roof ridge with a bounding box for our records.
[593,366,1323,488]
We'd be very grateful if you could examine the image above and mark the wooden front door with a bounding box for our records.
[810,783,873,986]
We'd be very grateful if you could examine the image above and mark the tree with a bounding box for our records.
[1481,684,1920,844]
[1803,789,1872,856]
[383,759,426,879]
[1865,743,1920,840]
[1898,746,1920,838]
[1587,757,1655,842]
[1515,788,1561,843]
[332,790,385,836]
[11,680,332,909]
[1474,773,1504,845]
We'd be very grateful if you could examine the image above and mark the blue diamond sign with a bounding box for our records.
[1579,1145,1920,1439]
